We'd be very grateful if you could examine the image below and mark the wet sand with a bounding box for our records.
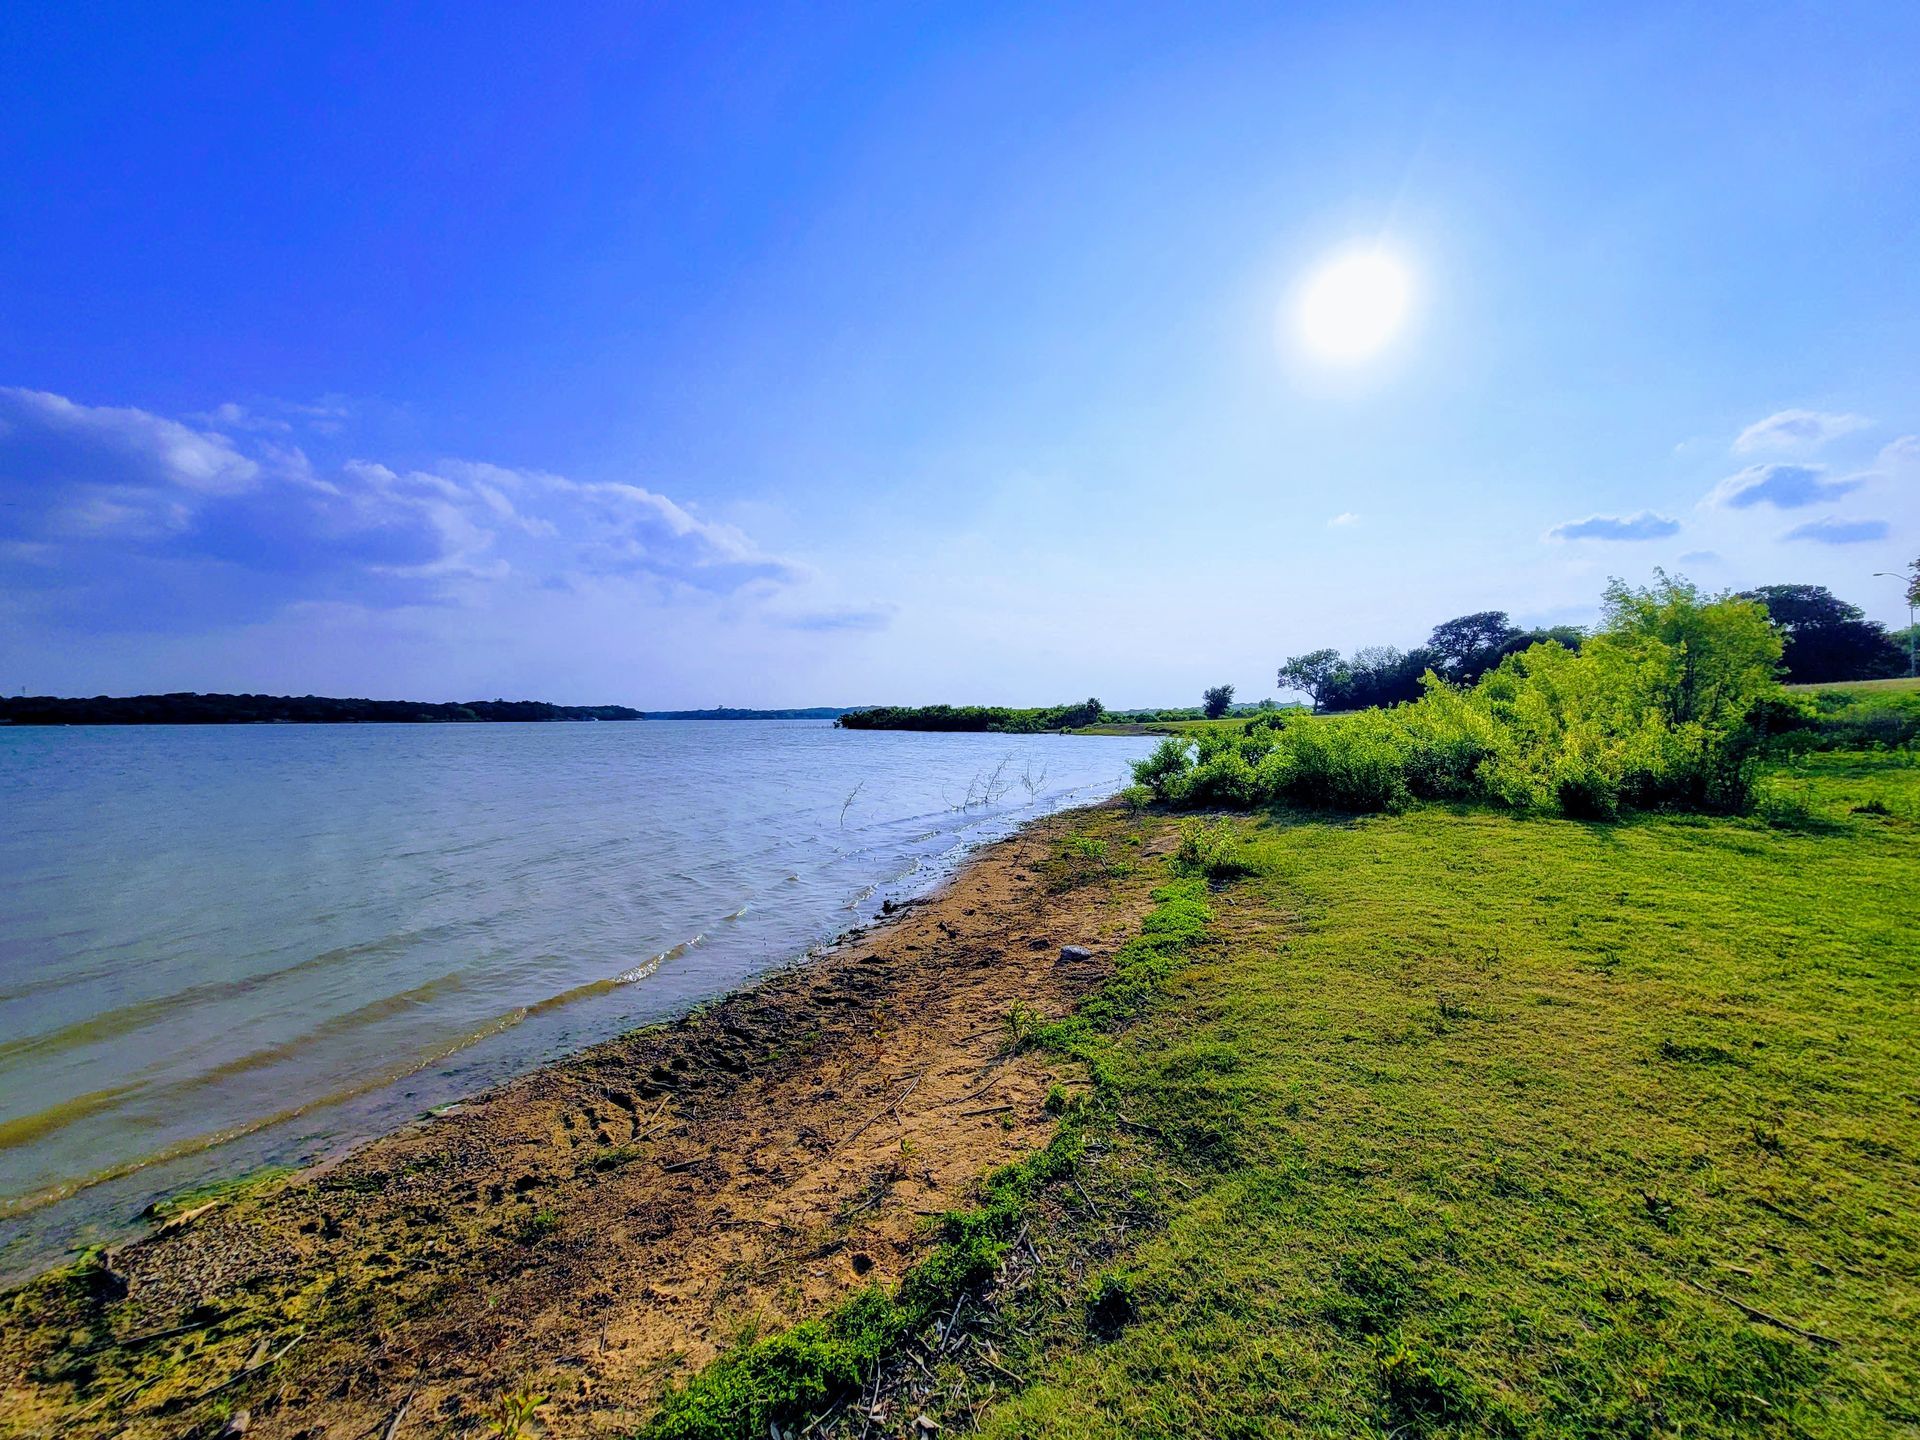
[0,804,1168,1439]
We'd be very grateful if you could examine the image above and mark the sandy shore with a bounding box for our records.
[0,804,1170,1439]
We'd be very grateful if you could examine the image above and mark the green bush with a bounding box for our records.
[1135,575,1785,820]
[1796,690,1920,751]
[1172,819,1258,880]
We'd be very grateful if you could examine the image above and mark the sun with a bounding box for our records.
[1296,250,1411,363]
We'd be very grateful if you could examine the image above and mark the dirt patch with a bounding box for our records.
[0,807,1170,1439]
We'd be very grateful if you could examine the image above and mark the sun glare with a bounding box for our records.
[1296,250,1410,363]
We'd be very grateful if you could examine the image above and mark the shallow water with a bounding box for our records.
[0,720,1155,1269]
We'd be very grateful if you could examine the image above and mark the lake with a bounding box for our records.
[0,720,1156,1270]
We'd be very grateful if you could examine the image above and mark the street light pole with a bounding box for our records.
[1873,571,1917,679]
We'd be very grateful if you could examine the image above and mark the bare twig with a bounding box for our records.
[840,780,866,829]
[836,1074,924,1151]
[1685,1278,1839,1349]
[183,1330,307,1407]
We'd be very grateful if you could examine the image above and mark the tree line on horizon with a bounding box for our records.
[0,693,649,726]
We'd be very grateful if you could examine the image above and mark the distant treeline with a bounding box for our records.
[0,693,645,725]
[837,698,1106,733]
[1112,699,1296,723]
[642,706,856,720]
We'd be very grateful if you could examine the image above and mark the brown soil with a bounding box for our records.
[0,806,1169,1440]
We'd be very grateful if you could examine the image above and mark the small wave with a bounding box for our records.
[613,930,704,984]
[0,1011,530,1220]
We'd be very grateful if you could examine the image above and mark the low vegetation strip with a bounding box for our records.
[837,700,1108,733]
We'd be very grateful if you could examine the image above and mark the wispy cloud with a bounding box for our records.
[1705,462,1860,510]
[1545,511,1680,542]
[1782,516,1890,545]
[770,603,898,632]
[1878,434,1920,471]
[1733,408,1869,453]
[543,474,810,583]
[1327,511,1360,528]
[188,397,353,437]
[0,386,818,629]
[1,386,259,495]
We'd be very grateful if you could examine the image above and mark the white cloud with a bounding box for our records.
[1782,516,1890,545]
[1877,434,1920,472]
[1,386,259,494]
[1705,462,1860,510]
[540,473,811,580]
[1732,409,1869,454]
[1327,511,1359,527]
[190,396,352,437]
[1545,511,1680,542]
[0,386,824,634]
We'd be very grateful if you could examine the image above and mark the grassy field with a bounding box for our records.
[655,747,1919,1438]
[1787,676,1920,695]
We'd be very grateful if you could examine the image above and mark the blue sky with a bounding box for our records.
[3,1,1916,707]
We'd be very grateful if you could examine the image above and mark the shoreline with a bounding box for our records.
[0,801,1174,1439]
[0,746,1147,1272]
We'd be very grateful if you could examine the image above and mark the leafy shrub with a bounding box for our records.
[1791,689,1920,751]
[1042,832,1131,891]
[1172,819,1258,880]
[1747,778,1821,831]
[1137,576,1785,820]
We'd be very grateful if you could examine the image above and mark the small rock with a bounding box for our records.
[915,1415,939,1434]
[221,1411,251,1437]
[1060,944,1094,964]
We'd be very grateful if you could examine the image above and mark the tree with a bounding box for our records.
[1737,584,1905,683]
[1599,572,1781,728]
[1426,611,1522,684]
[1202,684,1235,719]
[1505,624,1585,656]
[1051,697,1105,729]
[1278,650,1342,712]
[1325,645,1434,710]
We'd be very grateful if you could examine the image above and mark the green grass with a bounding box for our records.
[1786,676,1920,695]
[642,751,1918,1438]
[1070,718,1251,737]
[981,757,1918,1438]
